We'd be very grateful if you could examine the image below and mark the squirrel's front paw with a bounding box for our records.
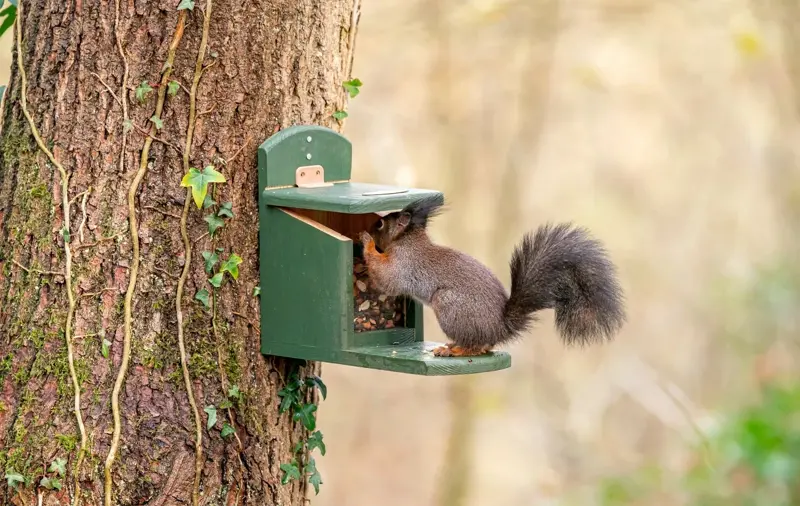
[360,231,374,246]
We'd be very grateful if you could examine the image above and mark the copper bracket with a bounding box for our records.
[295,165,333,188]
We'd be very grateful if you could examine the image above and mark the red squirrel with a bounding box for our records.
[359,195,626,357]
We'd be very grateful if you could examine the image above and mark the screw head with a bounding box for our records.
[306,153,312,160]
[300,171,306,177]
[306,136,312,142]
[316,170,320,175]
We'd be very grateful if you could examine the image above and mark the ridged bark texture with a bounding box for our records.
[0,0,358,504]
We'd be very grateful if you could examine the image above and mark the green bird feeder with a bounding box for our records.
[257,125,511,376]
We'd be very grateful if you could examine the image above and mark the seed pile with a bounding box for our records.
[353,255,406,332]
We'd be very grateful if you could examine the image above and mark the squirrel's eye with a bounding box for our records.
[376,219,384,230]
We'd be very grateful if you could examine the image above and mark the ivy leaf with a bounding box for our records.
[201,251,219,274]
[332,110,348,120]
[208,272,224,288]
[220,253,242,280]
[177,0,194,10]
[135,81,153,103]
[292,441,305,454]
[62,227,70,244]
[49,458,67,477]
[40,477,62,490]
[202,194,216,209]
[5,471,24,489]
[217,202,234,218]
[150,115,163,130]
[305,375,327,400]
[204,405,217,430]
[307,430,326,456]
[228,384,241,400]
[123,119,133,134]
[167,80,180,96]
[253,287,261,297]
[0,6,17,39]
[305,457,323,495]
[342,78,362,98]
[277,386,298,414]
[181,165,226,209]
[204,213,225,236]
[102,339,111,359]
[195,288,210,309]
[280,462,301,485]
[293,403,317,431]
[219,399,233,409]
[221,423,235,438]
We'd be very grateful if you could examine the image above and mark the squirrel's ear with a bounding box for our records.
[397,212,411,228]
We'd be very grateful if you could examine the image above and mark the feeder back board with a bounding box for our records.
[257,125,511,376]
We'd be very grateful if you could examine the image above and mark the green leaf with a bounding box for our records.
[219,399,233,409]
[307,430,326,456]
[292,441,305,454]
[204,405,217,430]
[253,286,261,297]
[277,386,298,414]
[40,477,62,490]
[204,213,225,236]
[221,423,235,438]
[332,110,348,120]
[135,81,153,103]
[280,462,301,485]
[228,384,241,400]
[201,251,219,274]
[5,470,24,489]
[220,253,242,280]
[305,457,323,495]
[195,288,210,309]
[177,0,194,10]
[62,227,70,243]
[101,339,111,359]
[181,165,226,208]
[150,115,163,130]
[343,78,362,98]
[202,194,216,209]
[306,375,327,400]
[0,6,17,39]
[49,458,67,477]
[217,202,234,218]
[167,80,180,96]
[208,272,224,288]
[293,403,317,431]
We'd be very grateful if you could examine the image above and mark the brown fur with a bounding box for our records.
[360,196,626,356]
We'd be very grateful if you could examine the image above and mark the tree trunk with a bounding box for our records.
[0,0,359,504]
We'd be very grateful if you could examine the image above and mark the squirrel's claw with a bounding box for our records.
[360,231,374,246]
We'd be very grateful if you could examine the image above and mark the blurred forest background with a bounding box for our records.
[2,0,800,504]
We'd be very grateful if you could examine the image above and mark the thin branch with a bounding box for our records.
[74,234,122,251]
[153,266,180,280]
[142,205,181,220]
[78,190,90,243]
[11,259,63,277]
[131,122,184,156]
[81,288,116,299]
[90,72,122,107]
[225,135,252,165]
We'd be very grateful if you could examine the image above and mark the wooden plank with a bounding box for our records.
[263,182,443,214]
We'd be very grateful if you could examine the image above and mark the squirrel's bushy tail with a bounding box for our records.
[503,223,626,345]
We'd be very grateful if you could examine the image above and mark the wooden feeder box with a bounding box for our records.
[257,125,511,375]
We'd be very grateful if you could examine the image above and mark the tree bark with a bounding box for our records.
[0,0,359,504]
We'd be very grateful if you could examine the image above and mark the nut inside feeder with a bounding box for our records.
[352,248,408,332]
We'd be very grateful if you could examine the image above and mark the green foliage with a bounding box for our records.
[332,110,348,120]
[598,382,800,506]
[135,81,153,103]
[204,405,217,430]
[208,273,223,288]
[49,458,66,477]
[228,384,241,401]
[280,461,301,484]
[220,254,242,280]
[253,286,261,297]
[177,0,194,10]
[167,80,180,96]
[195,289,210,309]
[342,78,362,98]
[101,338,111,358]
[201,251,219,274]
[278,369,328,494]
[149,115,164,130]
[40,476,62,490]
[218,202,234,218]
[221,423,235,438]
[0,4,16,39]
[204,214,224,236]
[5,470,24,489]
[181,165,226,208]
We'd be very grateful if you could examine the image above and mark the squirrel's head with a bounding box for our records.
[368,194,445,251]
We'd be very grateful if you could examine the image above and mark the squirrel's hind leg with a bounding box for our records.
[432,344,492,357]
